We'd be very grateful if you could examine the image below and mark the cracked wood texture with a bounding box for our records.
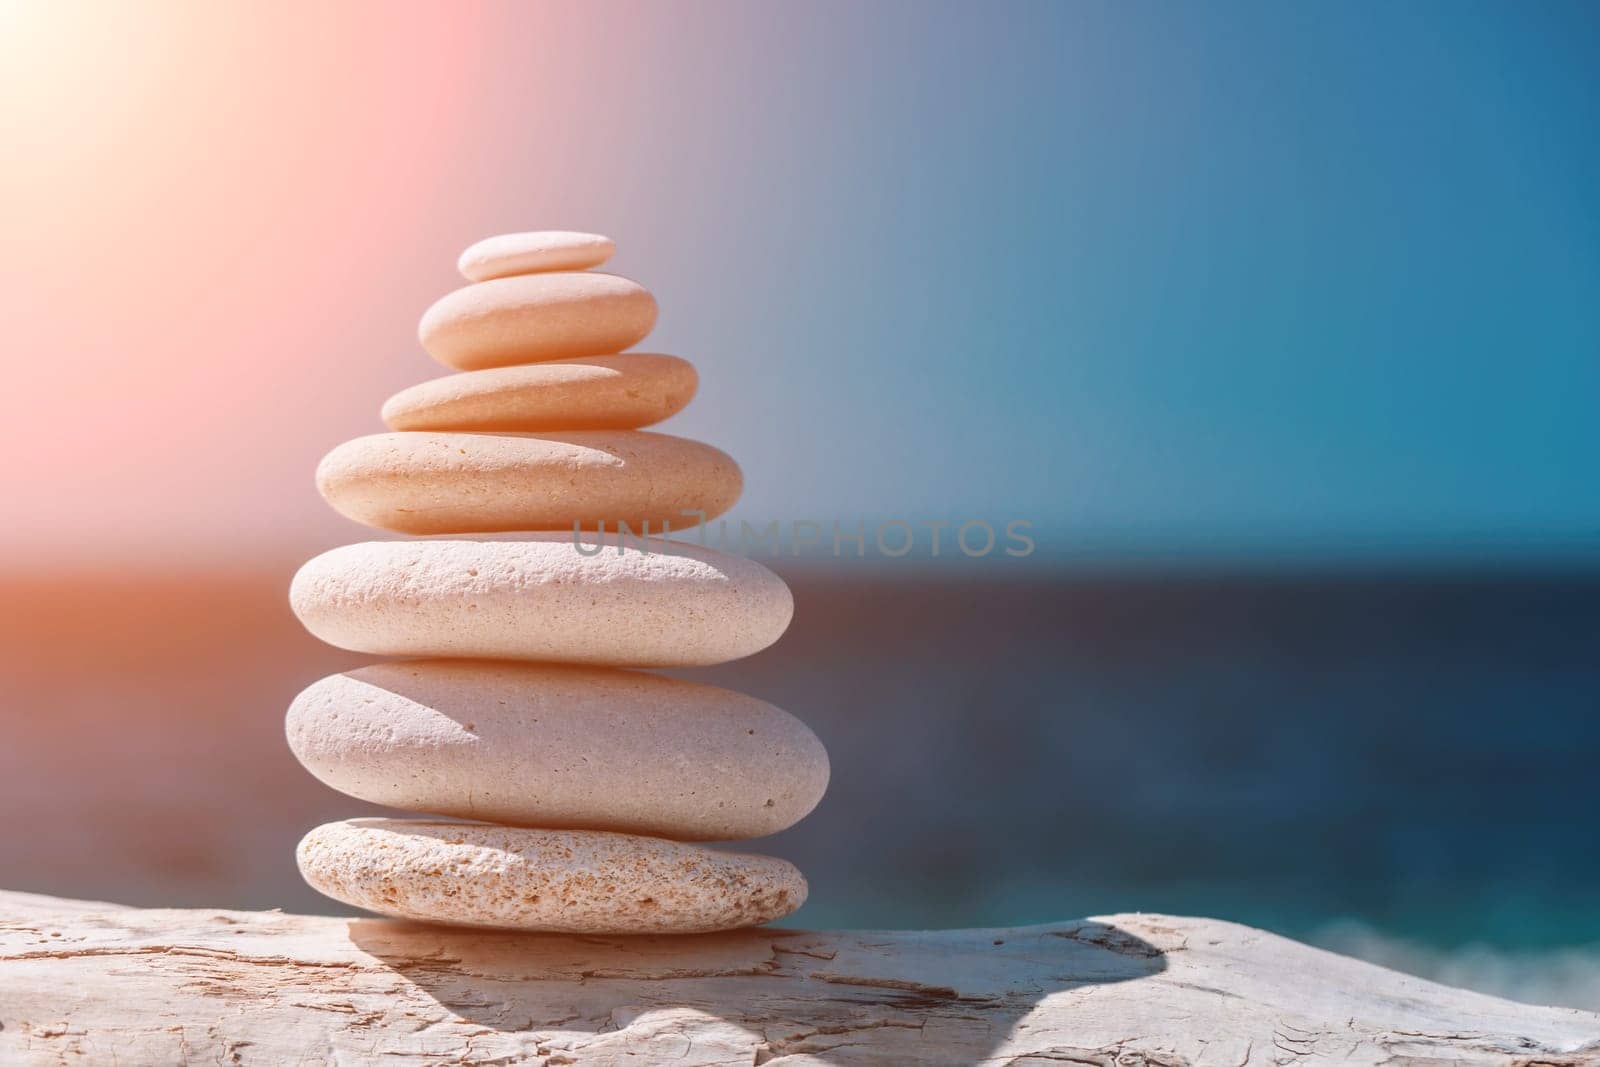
[1,891,1597,1065]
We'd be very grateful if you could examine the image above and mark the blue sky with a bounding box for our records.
[5,1,1596,563]
[620,1,1600,560]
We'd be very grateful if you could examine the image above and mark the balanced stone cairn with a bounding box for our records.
[286,232,826,933]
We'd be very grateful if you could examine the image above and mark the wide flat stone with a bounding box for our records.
[315,430,741,534]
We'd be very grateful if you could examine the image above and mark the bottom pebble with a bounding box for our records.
[296,818,807,933]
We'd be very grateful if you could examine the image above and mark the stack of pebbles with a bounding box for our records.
[286,232,826,933]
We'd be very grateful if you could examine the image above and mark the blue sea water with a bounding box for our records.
[686,566,1600,1007]
[1,567,1596,1008]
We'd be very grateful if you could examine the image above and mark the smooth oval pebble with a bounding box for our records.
[380,354,698,432]
[419,272,657,371]
[316,430,741,534]
[458,231,615,282]
[289,535,793,667]
[287,661,828,840]
[297,819,806,933]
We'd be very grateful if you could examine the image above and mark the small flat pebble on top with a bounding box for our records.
[458,231,616,282]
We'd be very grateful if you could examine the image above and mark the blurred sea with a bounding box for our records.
[1,565,1596,1010]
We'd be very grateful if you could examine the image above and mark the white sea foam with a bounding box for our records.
[1312,920,1600,1012]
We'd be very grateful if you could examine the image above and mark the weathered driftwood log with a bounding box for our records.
[1,890,1596,1065]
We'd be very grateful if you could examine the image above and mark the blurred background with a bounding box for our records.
[2,0,1597,1010]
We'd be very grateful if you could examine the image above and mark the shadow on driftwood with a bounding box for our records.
[347,916,1166,1060]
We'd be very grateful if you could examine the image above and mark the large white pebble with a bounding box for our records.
[419,272,657,371]
[457,231,615,281]
[297,819,806,933]
[289,536,793,667]
[287,661,828,840]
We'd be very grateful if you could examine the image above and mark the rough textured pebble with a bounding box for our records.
[297,818,807,933]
